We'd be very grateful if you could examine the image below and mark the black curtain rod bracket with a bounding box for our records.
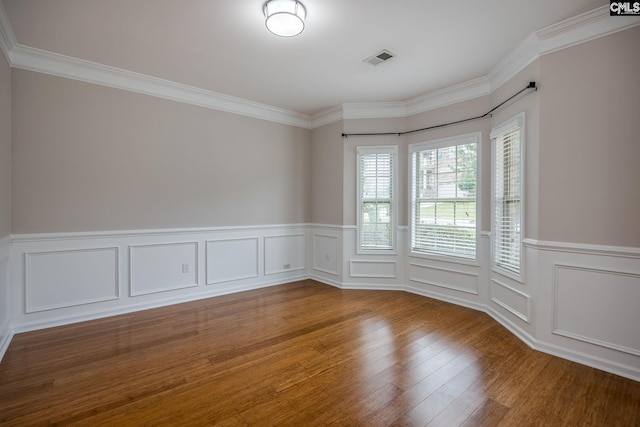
[342,81,537,138]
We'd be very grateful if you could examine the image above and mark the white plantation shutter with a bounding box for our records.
[409,134,479,259]
[358,146,396,251]
[492,114,524,276]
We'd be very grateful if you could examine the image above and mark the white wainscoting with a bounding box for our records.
[313,233,339,276]
[350,260,397,279]
[409,261,479,295]
[403,259,485,313]
[206,237,259,285]
[485,236,536,349]
[264,234,306,275]
[130,242,198,296]
[26,247,119,312]
[339,225,406,291]
[402,230,487,309]
[553,263,640,357]
[3,227,639,381]
[9,224,309,334]
[0,235,11,361]
[309,225,342,287]
[524,239,640,381]
[490,278,530,323]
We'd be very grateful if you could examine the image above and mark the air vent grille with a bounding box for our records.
[364,50,397,66]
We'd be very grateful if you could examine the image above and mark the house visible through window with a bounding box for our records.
[492,113,524,277]
[410,133,479,259]
[357,146,397,252]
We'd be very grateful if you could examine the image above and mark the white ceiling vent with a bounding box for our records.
[363,49,397,66]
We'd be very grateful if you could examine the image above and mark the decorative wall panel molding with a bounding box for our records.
[130,242,198,296]
[264,234,306,275]
[490,278,530,323]
[25,247,119,312]
[553,263,640,356]
[206,237,259,285]
[409,262,479,295]
[349,260,397,279]
[312,234,339,276]
[9,224,308,335]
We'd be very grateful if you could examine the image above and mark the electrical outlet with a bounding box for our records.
[182,263,190,273]
[283,264,291,269]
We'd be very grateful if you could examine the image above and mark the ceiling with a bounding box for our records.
[1,0,605,115]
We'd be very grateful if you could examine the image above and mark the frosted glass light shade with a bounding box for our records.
[263,0,306,37]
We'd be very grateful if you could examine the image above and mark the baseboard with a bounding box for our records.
[486,305,640,382]
[341,282,402,291]
[532,338,640,382]
[0,316,12,361]
[309,275,343,289]
[11,274,308,333]
[403,283,486,313]
[486,305,538,349]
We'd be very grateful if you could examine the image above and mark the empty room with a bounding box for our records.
[0,0,639,425]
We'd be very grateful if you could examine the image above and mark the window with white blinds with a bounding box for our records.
[409,134,479,259]
[357,146,397,252]
[491,114,524,277]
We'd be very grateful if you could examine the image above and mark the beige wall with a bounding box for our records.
[11,70,311,233]
[539,26,640,247]
[310,120,344,225]
[0,50,9,341]
[0,52,10,239]
[7,26,639,247]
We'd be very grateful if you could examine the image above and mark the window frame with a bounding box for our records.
[491,112,525,282]
[356,145,398,255]
[408,132,481,264]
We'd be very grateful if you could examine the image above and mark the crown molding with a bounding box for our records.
[335,6,640,125]
[331,76,493,123]
[488,4,640,90]
[342,101,407,120]
[537,6,607,40]
[488,33,540,92]
[10,44,311,128]
[0,0,16,64]
[310,105,344,129]
[405,76,492,117]
[535,5,640,55]
[0,4,637,129]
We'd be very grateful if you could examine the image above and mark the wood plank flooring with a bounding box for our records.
[0,279,638,426]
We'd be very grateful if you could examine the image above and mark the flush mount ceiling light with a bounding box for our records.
[263,0,306,37]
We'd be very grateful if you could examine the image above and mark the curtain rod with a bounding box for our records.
[341,81,537,138]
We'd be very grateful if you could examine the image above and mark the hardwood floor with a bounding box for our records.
[1,279,638,426]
